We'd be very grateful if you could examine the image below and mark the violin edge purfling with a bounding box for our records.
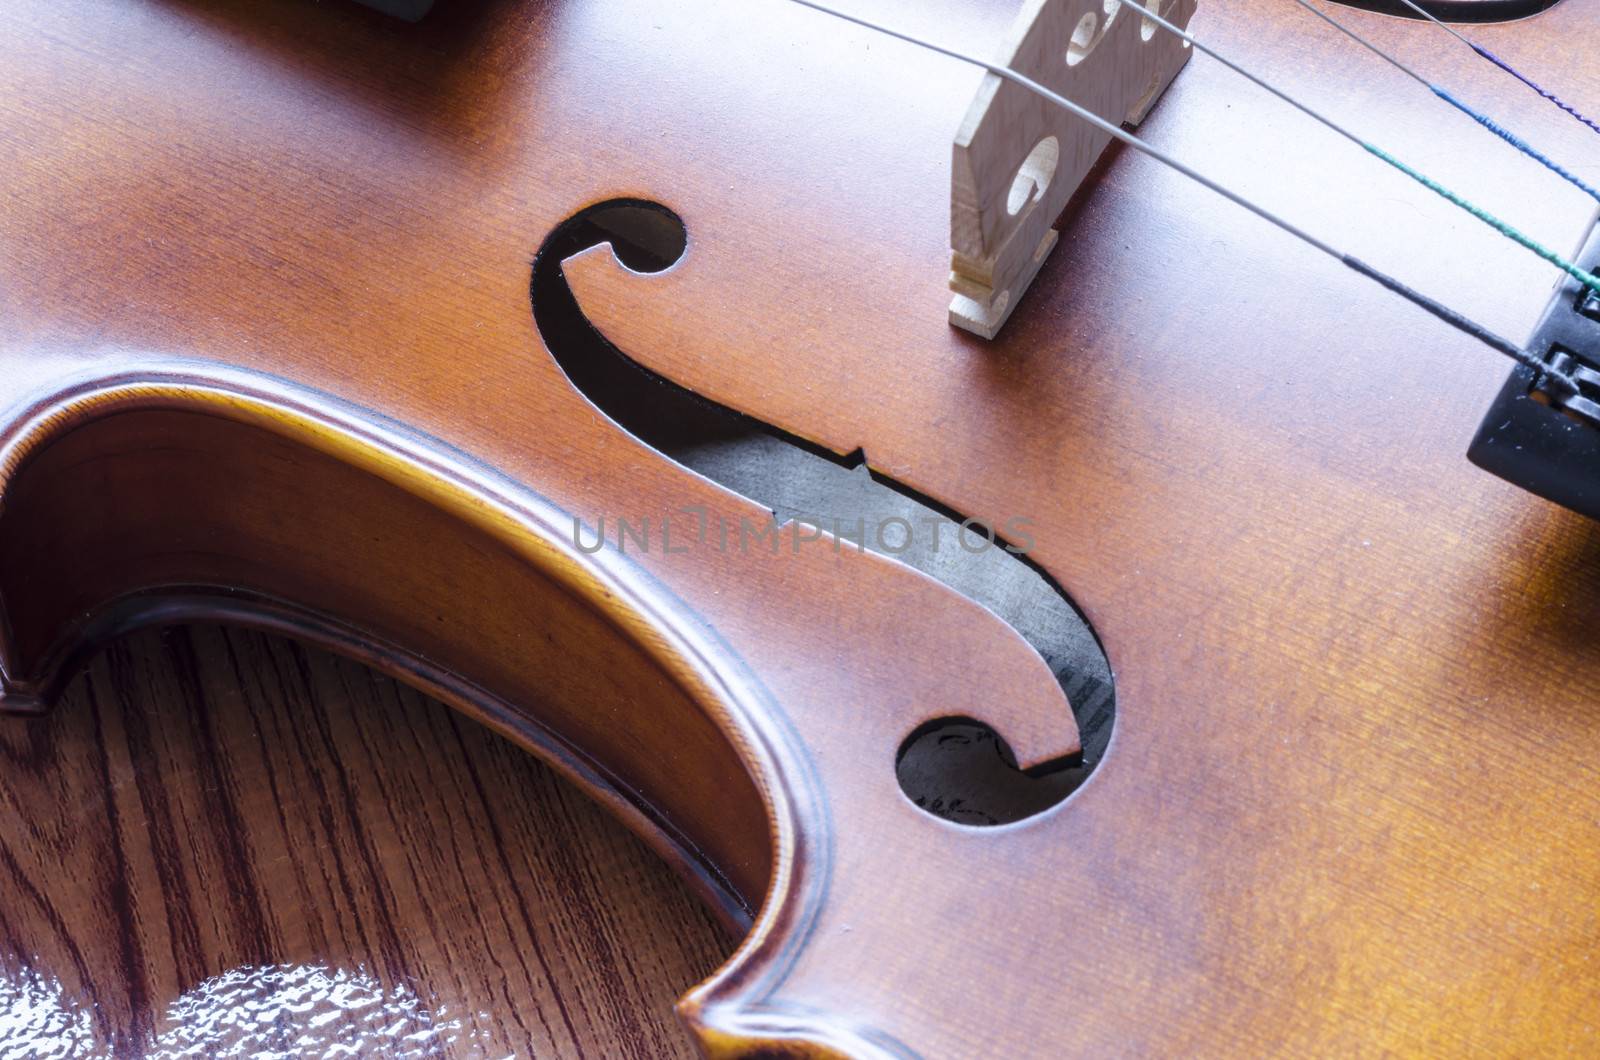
[2,0,1600,1056]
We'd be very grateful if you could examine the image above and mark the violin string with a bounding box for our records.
[1128,0,1600,296]
[1285,0,1600,205]
[781,0,1575,391]
[1388,0,1600,138]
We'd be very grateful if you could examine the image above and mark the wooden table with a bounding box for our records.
[0,625,731,1057]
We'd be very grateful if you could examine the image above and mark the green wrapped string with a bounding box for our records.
[784,0,1579,395]
[1365,144,1600,299]
[1126,0,1600,300]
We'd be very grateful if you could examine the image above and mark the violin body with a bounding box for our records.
[1,0,1598,1055]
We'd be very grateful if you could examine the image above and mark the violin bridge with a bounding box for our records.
[950,0,1196,339]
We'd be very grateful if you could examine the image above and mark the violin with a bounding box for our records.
[2,0,1598,1055]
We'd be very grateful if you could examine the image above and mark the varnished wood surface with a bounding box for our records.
[2,0,1600,1055]
[0,625,731,1057]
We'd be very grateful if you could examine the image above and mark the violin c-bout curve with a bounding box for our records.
[0,362,796,926]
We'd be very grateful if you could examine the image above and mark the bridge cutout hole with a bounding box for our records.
[1067,12,1100,66]
[1007,136,1060,216]
[1140,0,1169,41]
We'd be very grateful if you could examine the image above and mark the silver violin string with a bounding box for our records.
[1390,0,1474,46]
[1126,0,1600,286]
[1132,0,1420,136]
[779,0,1573,388]
[786,0,1336,256]
[1282,0,1600,205]
[1284,0,1434,86]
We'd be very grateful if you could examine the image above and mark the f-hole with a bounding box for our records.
[1326,0,1562,19]
[530,200,1115,826]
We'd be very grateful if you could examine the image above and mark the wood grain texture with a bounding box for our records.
[1,0,1599,1055]
[565,1,1600,1052]
[0,623,732,1058]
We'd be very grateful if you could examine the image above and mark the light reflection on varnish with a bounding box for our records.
[0,962,505,1058]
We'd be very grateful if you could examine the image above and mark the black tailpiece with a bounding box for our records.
[1469,222,1600,520]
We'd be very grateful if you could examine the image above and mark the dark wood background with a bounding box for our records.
[0,625,732,1057]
